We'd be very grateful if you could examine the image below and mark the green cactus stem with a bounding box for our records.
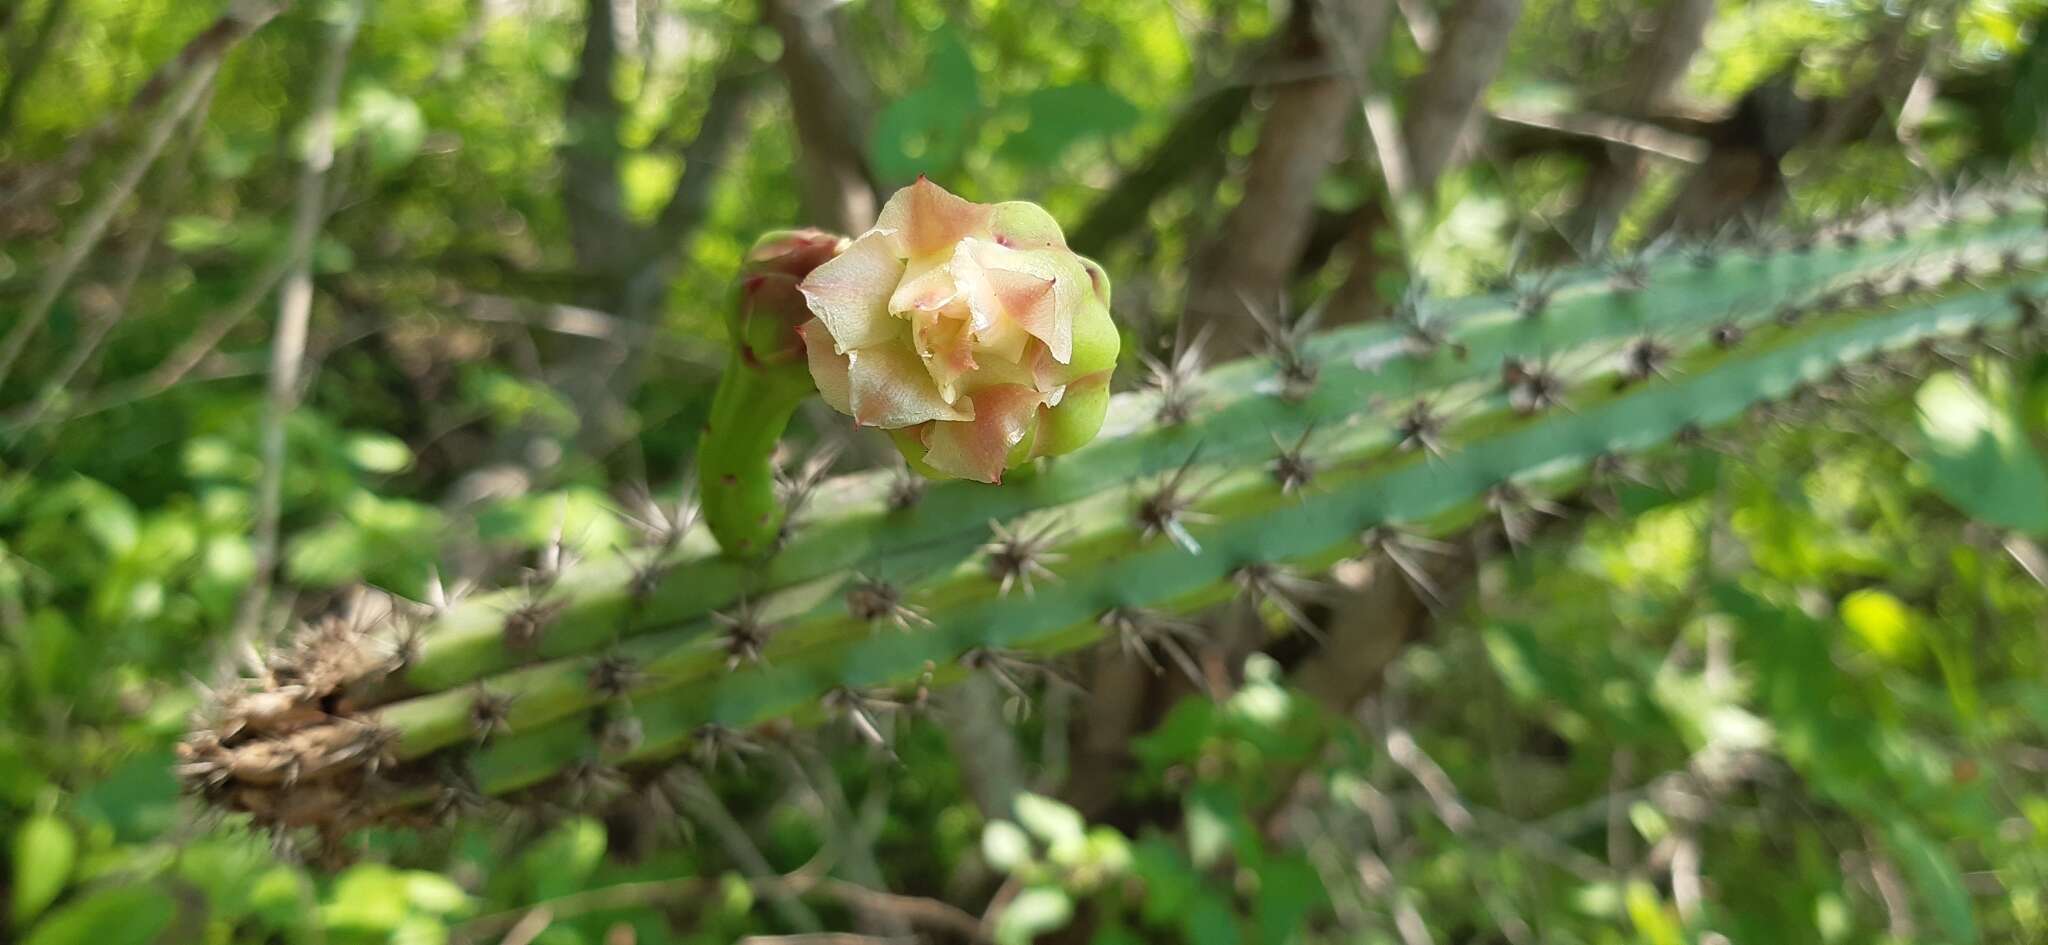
[697,346,817,558]
[177,184,2048,838]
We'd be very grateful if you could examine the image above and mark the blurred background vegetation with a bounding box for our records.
[4,0,2048,942]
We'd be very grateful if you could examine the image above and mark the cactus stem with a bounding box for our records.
[1269,426,1318,495]
[1618,335,1674,388]
[690,723,766,771]
[1142,325,1209,425]
[884,460,927,511]
[1360,527,1457,610]
[1232,562,1324,639]
[713,599,774,669]
[982,518,1066,598]
[500,596,562,650]
[1250,295,1321,399]
[823,686,900,750]
[1101,607,1208,688]
[1395,399,1449,457]
[699,348,817,559]
[846,576,926,631]
[586,651,643,699]
[1485,482,1568,552]
[1136,451,1217,554]
[469,687,516,746]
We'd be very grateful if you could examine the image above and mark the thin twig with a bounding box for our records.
[227,0,362,651]
[0,48,221,388]
[665,773,826,933]
[8,72,217,437]
[0,0,72,136]
[0,0,292,212]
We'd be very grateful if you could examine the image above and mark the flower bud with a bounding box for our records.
[730,228,848,371]
[796,178,1119,483]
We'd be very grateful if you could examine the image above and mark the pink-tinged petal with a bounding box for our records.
[847,341,972,428]
[889,252,958,314]
[961,239,1074,363]
[876,177,992,258]
[920,385,1047,483]
[798,232,906,352]
[799,318,853,414]
[1023,340,1068,393]
[911,309,978,402]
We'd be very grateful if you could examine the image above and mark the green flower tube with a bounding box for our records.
[698,229,846,557]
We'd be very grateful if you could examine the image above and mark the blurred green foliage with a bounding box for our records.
[3,0,2048,942]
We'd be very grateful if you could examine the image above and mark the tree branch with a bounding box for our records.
[1184,0,1395,358]
[560,0,637,274]
[0,0,291,212]
[1323,0,1526,323]
[228,0,361,649]
[1066,82,1256,257]
[646,61,768,260]
[0,0,72,137]
[0,33,223,390]
[5,70,216,436]
[763,0,877,234]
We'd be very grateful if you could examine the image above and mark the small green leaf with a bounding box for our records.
[10,814,77,926]
[867,27,981,183]
[403,872,471,916]
[995,887,1072,945]
[1886,822,1980,945]
[982,820,1033,873]
[345,433,414,474]
[1914,372,2048,534]
[346,87,427,173]
[1013,793,1086,849]
[997,84,1141,167]
[22,886,174,945]
[322,863,412,933]
[1624,881,1684,945]
[1838,588,1922,663]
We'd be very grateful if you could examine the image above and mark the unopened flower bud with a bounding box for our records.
[730,228,848,371]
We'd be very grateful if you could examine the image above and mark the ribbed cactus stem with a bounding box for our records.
[177,184,2048,839]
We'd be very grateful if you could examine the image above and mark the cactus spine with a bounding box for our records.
[182,187,2048,837]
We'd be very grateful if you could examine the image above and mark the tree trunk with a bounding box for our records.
[1183,0,1395,357]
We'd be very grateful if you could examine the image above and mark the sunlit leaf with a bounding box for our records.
[22,886,173,945]
[9,814,76,926]
[1914,372,2048,534]
[996,887,1073,945]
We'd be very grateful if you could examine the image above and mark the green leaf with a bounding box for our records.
[1013,793,1086,850]
[1183,895,1242,945]
[22,886,174,945]
[285,520,369,586]
[982,819,1033,873]
[1838,588,1923,664]
[995,887,1072,945]
[403,871,471,916]
[1914,372,2048,534]
[322,863,412,933]
[346,87,427,173]
[867,27,980,183]
[997,84,1141,167]
[1886,822,1980,945]
[1252,855,1327,945]
[9,814,76,926]
[345,433,414,474]
[1624,881,1684,945]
